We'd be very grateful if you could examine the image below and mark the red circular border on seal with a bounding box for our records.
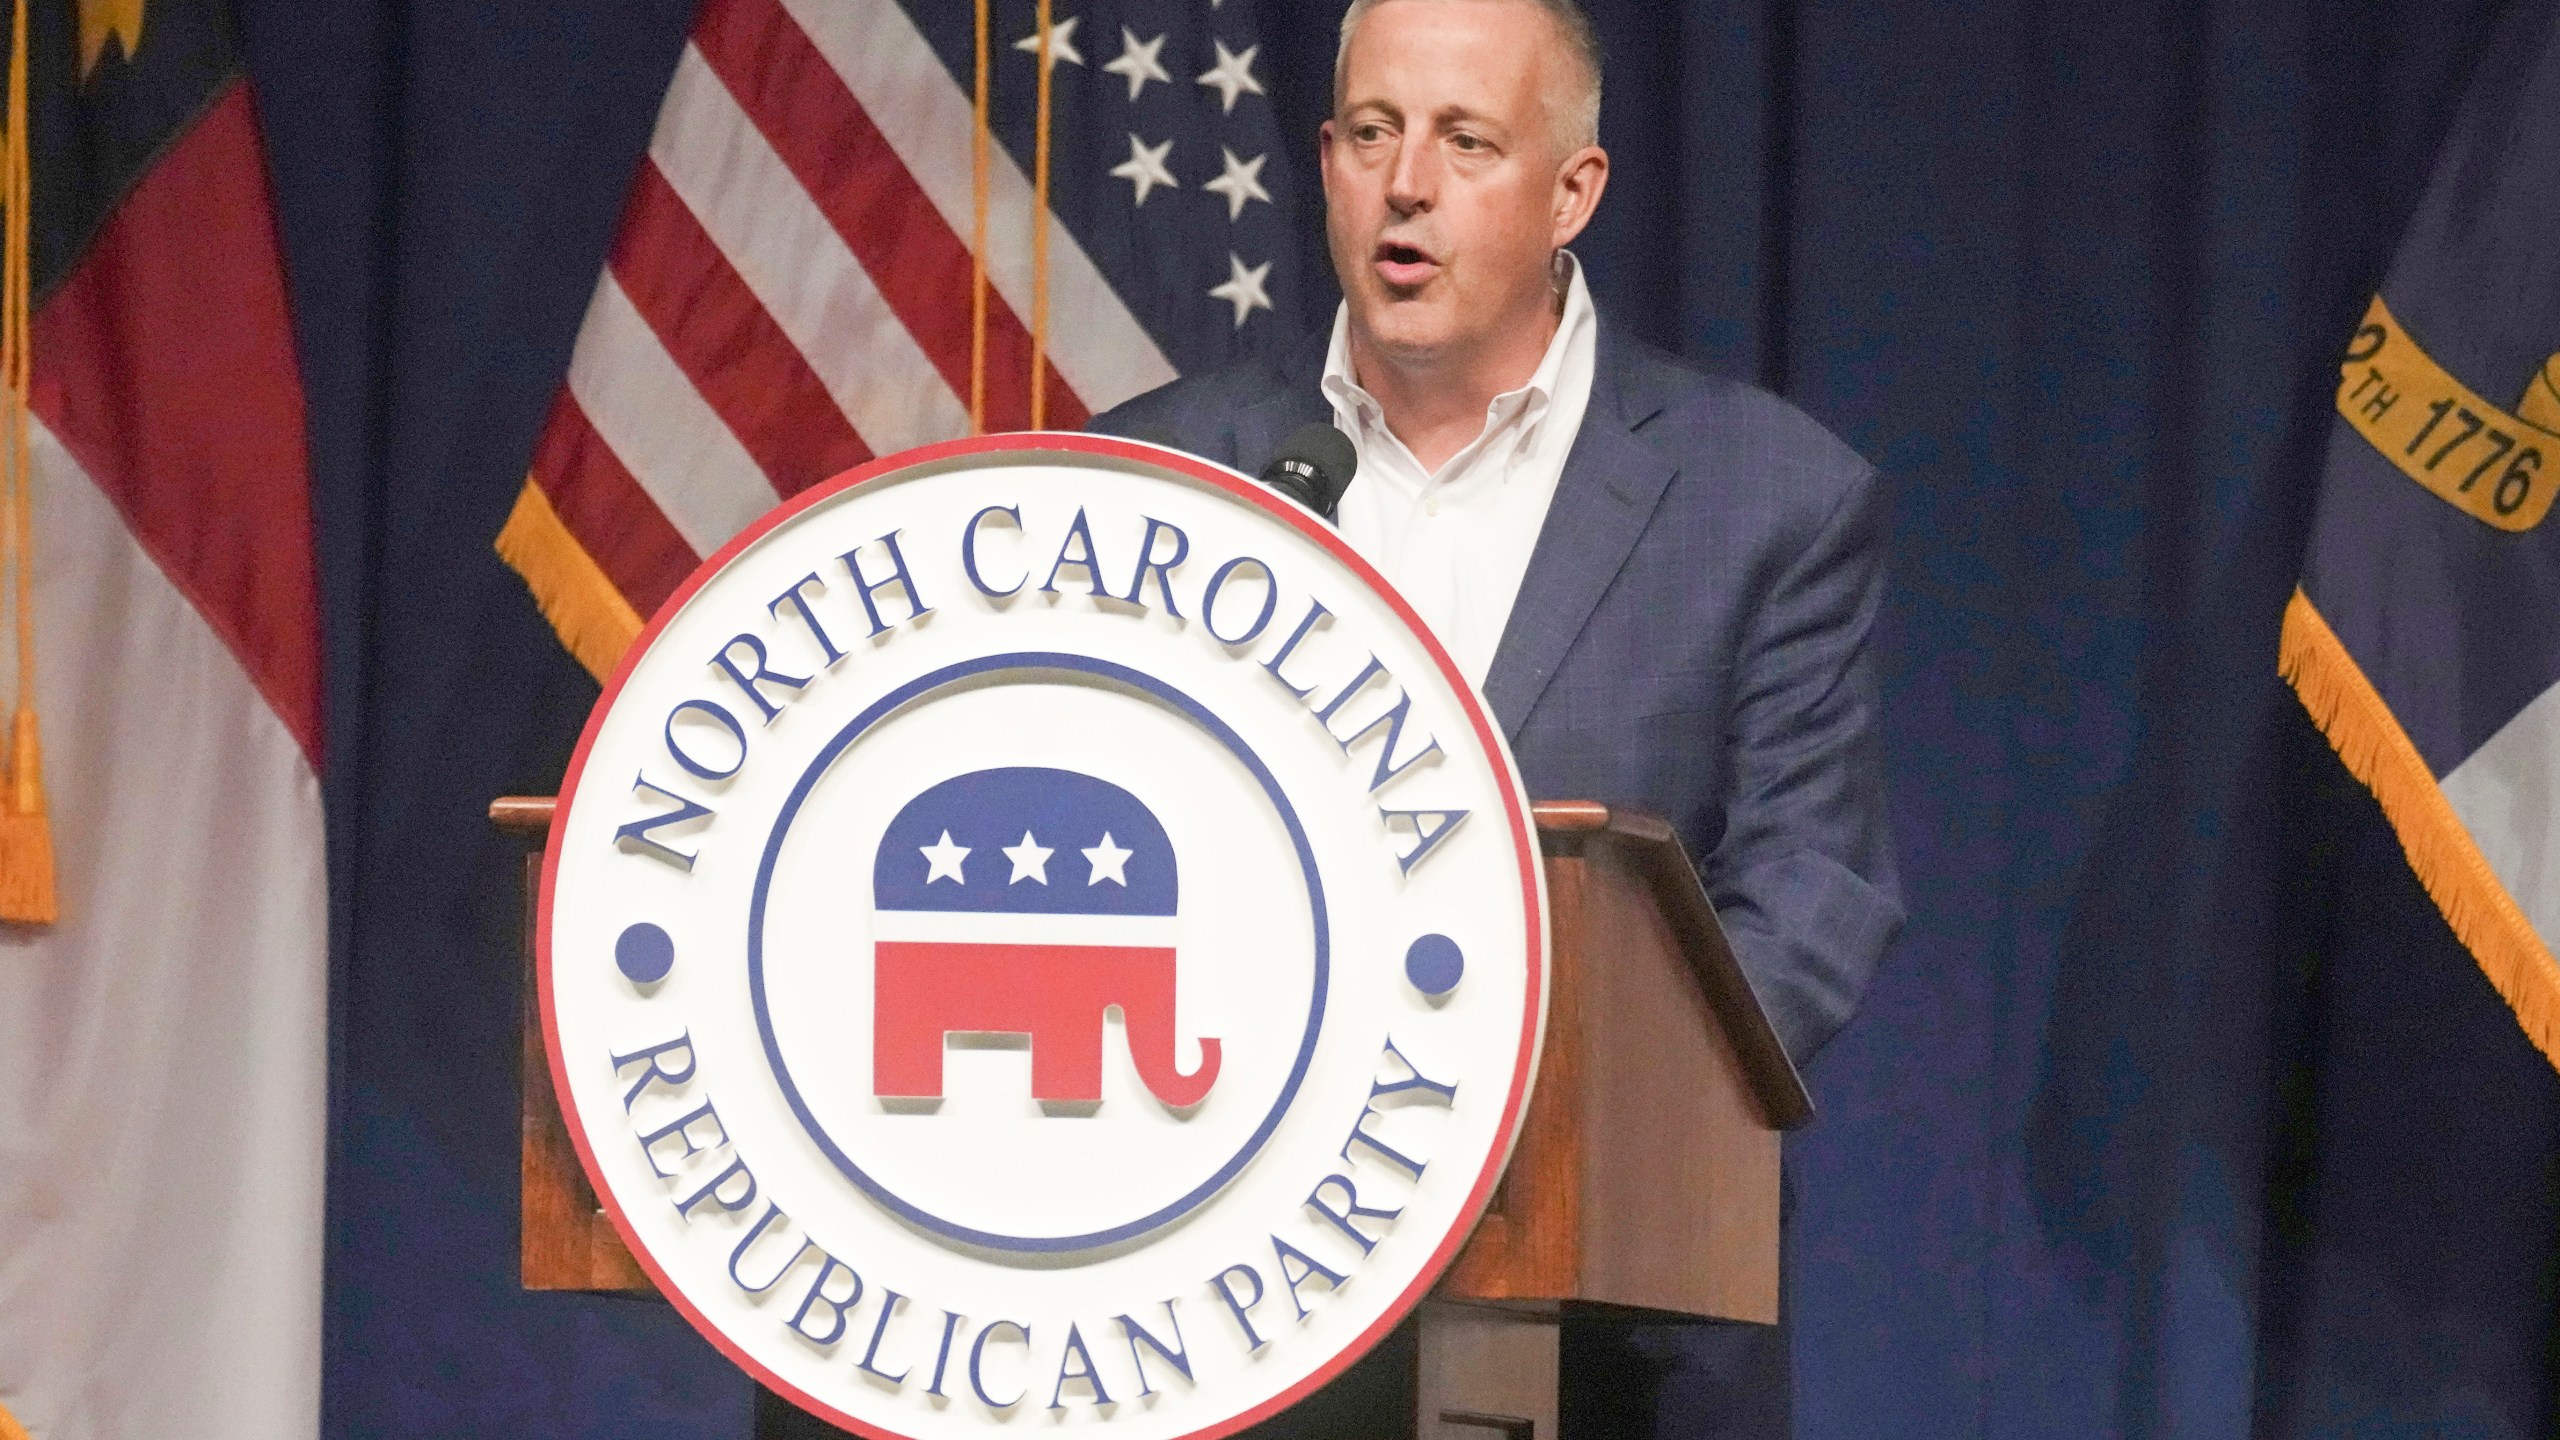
[538,433,1549,1440]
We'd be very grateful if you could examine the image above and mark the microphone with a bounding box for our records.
[1260,423,1357,523]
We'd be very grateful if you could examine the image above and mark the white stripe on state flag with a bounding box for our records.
[0,418,325,1440]
[566,271,777,556]
[653,45,970,456]
[779,0,1179,411]
[2439,682,2560,947]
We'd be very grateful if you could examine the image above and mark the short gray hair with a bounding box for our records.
[1333,0,1603,153]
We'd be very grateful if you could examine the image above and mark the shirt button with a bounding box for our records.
[1425,496,1442,517]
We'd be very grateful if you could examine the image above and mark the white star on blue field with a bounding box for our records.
[881,768,1180,916]
[905,0,1300,374]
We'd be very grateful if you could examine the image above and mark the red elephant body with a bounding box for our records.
[872,941,1223,1108]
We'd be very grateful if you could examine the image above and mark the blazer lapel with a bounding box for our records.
[1233,328,1333,473]
[1479,325,1679,734]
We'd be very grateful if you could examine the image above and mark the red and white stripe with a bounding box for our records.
[534,0,1176,619]
[0,82,326,1440]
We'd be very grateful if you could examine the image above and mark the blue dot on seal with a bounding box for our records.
[616,922,675,985]
[1404,933,1464,997]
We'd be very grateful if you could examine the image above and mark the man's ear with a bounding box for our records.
[1550,145,1609,249]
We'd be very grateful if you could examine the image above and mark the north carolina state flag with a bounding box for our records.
[2282,2,2560,1069]
[0,3,326,1437]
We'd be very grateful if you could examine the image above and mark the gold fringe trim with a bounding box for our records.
[2281,588,2560,1068]
[494,477,642,683]
[0,0,52,928]
[0,1396,29,1440]
[0,706,56,923]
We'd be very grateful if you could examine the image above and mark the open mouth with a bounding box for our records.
[1373,239,1439,288]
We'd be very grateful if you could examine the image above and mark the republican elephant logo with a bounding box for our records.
[870,767,1222,1109]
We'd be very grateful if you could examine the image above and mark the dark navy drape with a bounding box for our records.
[267,0,2559,1434]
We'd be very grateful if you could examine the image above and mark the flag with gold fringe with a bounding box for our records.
[495,0,1299,681]
[2284,0,2560,1068]
[0,0,328,1434]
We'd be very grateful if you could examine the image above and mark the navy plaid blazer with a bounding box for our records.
[1092,318,1903,1063]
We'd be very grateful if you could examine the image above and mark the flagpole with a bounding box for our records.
[969,0,990,436]
[1030,0,1053,431]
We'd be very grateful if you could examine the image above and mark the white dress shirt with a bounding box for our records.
[1323,254,1599,686]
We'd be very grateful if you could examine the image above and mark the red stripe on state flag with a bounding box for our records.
[29,79,322,764]
[690,0,1089,432]
[609,159,874,497]
[528,392,699,617]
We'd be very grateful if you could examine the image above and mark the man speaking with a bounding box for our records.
[1095,0,1901,1430]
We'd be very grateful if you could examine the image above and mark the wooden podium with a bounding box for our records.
[493,795,1810,1439]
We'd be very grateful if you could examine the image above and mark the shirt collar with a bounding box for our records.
[1319,251,1595,449]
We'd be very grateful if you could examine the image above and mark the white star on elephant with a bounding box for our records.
[920,830,970,884]
[1003,831,1055,884]
[1083,833,1133,886]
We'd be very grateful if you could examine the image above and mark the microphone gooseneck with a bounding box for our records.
[1260,423,1358,523]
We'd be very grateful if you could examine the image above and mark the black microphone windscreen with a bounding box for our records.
[1262,422,1358,520]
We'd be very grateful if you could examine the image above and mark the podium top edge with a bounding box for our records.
[496,794,1666,841]
[490,795,556,834]
[499,795,1667,839]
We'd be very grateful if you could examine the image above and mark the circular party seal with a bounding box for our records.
[541,435,1548,1438]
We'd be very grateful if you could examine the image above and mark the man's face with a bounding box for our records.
[1320,0,1597,371]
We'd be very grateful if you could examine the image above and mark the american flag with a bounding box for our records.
[499,0,1301,678]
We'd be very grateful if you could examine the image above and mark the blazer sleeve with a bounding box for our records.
[1704,459,1905,1064]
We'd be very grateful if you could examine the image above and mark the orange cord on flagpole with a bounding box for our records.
[968,0,990,436]
[1029,0,1053,430]
[0,0,54,924]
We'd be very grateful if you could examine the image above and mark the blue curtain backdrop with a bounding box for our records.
[261,0,2560,1434]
